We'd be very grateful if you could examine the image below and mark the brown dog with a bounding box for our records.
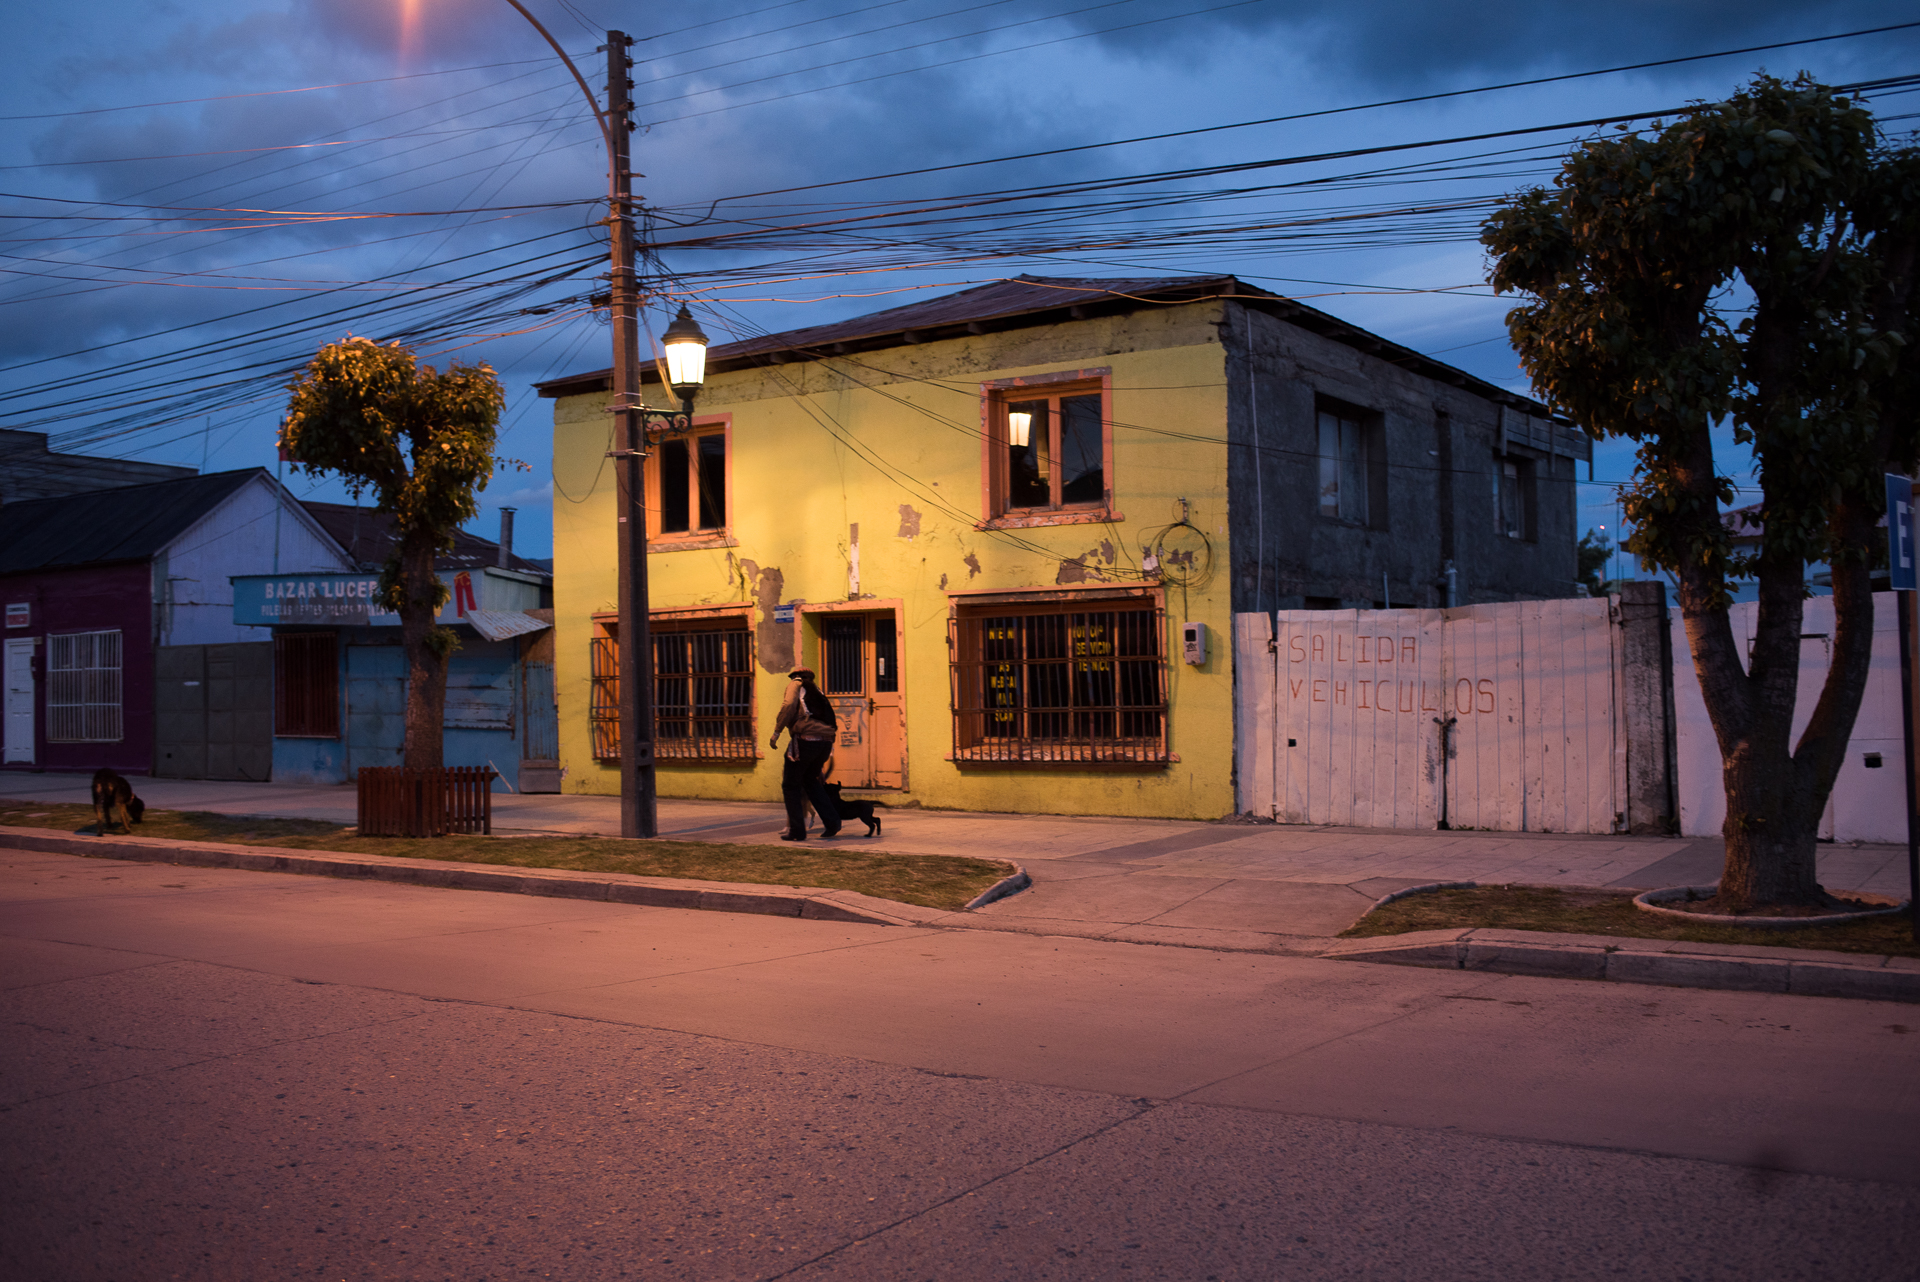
[91,768,144,835]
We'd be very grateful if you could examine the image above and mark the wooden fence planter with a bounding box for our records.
[356,766,495,837]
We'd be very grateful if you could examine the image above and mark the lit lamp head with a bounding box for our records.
[661,304,709,402]
[1007,410,1032,448]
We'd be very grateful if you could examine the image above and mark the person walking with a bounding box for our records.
[771,668,840,841]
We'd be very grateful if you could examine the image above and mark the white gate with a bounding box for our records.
[1235,598,1627,833]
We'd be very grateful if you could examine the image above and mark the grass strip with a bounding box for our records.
[1343,883,1920,959]
[0,801,1010,912]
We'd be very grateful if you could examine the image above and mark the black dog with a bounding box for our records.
[821,783,882,837]
[91,768,144,836]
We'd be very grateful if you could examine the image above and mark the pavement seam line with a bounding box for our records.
[757,1100,1163,1280]
[1160,970,1516,1105]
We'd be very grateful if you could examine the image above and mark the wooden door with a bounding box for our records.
[819,612,903,789]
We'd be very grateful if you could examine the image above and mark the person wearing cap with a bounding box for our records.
[771,668,840,840]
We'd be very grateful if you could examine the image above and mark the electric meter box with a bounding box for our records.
[1181,621,1207,666]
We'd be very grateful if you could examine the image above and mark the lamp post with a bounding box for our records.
[612,305,706,839]
[493,5,709,837]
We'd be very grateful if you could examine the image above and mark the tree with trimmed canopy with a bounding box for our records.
[1484,74,1920,911]
[280,337,505,769]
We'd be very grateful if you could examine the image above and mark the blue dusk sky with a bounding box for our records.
[4,1,1918,563]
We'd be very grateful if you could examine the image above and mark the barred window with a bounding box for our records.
[950,603,1167,764]
[275,632,339,737]
[590,618,755,762]
[48,629,122,743]
[589,631,619,761]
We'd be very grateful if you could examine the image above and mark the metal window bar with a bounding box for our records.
[47,629,122,743]
[948,607,1168,763]
[592,625,755,762]
[275,633,339,737]
[654,626,755,760]
[589,633,620,760]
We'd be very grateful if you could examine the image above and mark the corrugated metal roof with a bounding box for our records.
[303,501,550,577]
[463,609,553,642]
[530,273,1566,427]
[536,274,1237,398]
[0,468,262,575]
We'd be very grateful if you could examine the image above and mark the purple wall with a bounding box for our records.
[1,562,155,775]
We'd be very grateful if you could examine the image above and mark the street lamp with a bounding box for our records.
[493,3,695,837]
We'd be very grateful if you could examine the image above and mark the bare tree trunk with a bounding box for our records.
[396,531,447,769]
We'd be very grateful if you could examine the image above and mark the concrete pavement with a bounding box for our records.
[3,847,1918,1279]
[2,770,1911,953]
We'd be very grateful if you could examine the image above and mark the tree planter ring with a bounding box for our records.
[1633,883,1909,929]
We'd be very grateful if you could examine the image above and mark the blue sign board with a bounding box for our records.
[773,602,801,624]
[1889,474,1916,592]
[232,573,389,626]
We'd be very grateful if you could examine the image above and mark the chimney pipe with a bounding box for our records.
[498,507,515,569]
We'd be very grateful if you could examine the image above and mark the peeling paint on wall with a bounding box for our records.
[963,552,981,579]
[1056,556,1089,584]
[938,573,949,591]
[740,560,792,673]
[897,504,922,539]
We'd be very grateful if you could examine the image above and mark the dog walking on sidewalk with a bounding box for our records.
[91,769,144,836]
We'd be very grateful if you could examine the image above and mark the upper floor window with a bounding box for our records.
[648,423,729,542]
[983,374,1112,524]
[1494,454,1535,540]
[1317,405,1387,527]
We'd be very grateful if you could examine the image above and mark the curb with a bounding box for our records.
[0,826,959,929]
[1321,927,1920,1003]
[1633,882,1911,928]
[964,865,1030,910]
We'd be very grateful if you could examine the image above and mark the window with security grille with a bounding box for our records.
[48,629,122,742]
[590,619,755,762]
[653,623,754,759]
[949,603,1167,764]
[275,632,339,737]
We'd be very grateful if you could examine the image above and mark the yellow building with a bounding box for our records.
[538,275,1587,820]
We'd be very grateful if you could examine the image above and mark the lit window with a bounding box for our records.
[987,380,1109,518]
[949,602,1167,764]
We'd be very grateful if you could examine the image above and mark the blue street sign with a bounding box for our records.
[1890,474,1916,592]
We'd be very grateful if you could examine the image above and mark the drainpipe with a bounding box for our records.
[1434,715,1458,829]
[1443,560,1458,608]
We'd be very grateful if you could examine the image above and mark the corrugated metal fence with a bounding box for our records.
[1235,598,1628,833]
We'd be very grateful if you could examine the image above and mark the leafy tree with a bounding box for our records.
[281,338,504,769]
[1485,75,1919,911]
[1576,529,1613,596]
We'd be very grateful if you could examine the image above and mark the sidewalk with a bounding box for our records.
[4,771,1910,952]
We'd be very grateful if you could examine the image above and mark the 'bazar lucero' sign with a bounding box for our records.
[231,572,484,627]
[1283,631,1498,716]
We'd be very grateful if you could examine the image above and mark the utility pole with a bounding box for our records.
[604,29,657,838]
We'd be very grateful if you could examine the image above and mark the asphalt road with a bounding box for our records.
[5,847,1920,1281]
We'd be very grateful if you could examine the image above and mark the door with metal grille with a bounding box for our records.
[818,612,903,789]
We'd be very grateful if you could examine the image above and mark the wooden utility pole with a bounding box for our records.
[604,30,657,838]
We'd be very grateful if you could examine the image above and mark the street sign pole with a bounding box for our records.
[1886,474,1918,938]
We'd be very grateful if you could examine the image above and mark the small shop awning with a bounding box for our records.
[462,610,553,643]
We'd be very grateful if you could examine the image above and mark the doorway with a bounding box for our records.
[4,637,34,765]
[817,611,903,789]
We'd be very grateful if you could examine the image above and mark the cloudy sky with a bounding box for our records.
[5,0,1919,564]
